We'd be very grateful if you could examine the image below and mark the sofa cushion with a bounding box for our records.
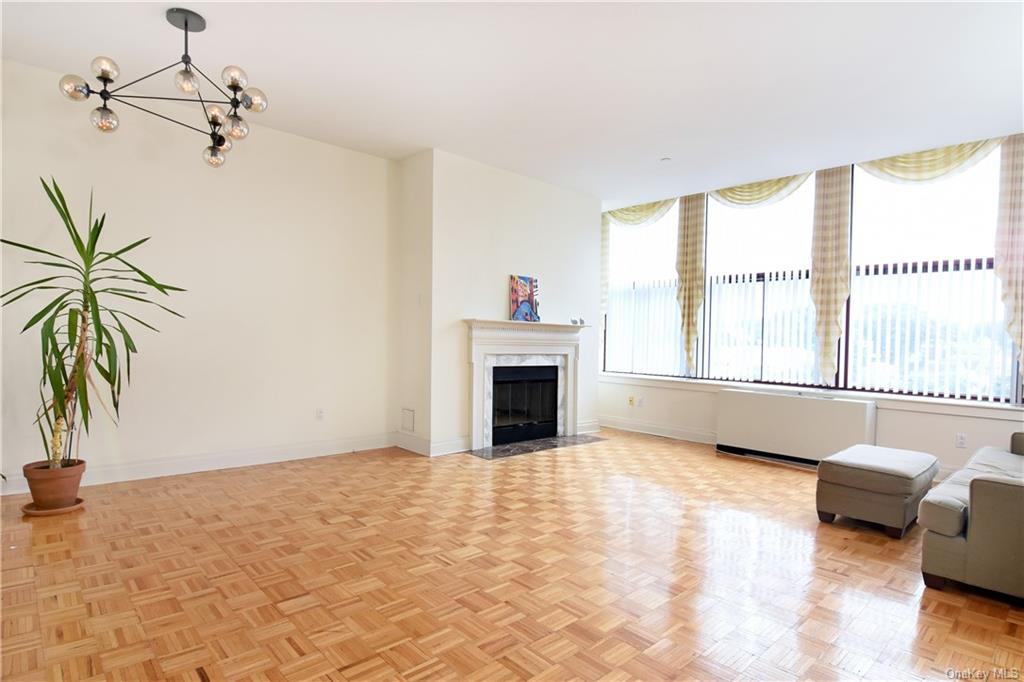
[818,444,939,496]
[966,446,1024,479]
[918,468,989,537]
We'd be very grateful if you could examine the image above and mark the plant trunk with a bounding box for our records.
[54,307,91,466]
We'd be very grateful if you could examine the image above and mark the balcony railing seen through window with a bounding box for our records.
[604,257,1018,402]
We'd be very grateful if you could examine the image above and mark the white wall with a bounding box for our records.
[599,374,1024,475]
[2,60,394,491]
[388,150,434,453]
[429,151,602,452]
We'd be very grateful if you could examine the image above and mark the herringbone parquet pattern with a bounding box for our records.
[2,429,1022,681]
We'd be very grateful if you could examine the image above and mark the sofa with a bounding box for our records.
[918,432,1024,598]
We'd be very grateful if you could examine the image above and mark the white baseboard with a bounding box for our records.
[0,433,393,496]
[2,423,618,496]
[577,419,601,435]
[391,431,431,456]
[429,437,471,457]
[598,415,716,444]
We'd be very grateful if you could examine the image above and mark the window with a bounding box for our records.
[603,142,1019,403]
[848,152,1012,400]
[704,176,821,385]
[604,202,687,376]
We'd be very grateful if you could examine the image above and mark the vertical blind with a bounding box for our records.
[607,258,1014,400]
[847,258,1013,400]
[604,148,1019,402]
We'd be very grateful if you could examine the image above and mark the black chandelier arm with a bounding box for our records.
[195,88,214,131]
[109,59,183,93]
[113,93,232,106]
[109,95,210,136]
[189,62,234,101]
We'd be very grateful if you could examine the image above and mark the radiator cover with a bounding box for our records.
[716,389,877,463]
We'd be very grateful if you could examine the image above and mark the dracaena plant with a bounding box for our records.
[1,178,183,469]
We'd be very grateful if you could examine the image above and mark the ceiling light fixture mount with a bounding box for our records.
[58,7,268,167]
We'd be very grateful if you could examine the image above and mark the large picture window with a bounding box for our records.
[848,151,1011,400]
[604,202,685,376]
[704,175,820,385]
[603,142,1020,403]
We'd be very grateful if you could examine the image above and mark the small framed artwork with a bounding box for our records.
[509,275,540,321]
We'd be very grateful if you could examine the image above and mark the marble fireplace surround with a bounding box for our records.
[466,319,585,451]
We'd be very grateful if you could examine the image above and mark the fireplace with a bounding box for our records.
[467,319,583,451]
[492,365,558,445]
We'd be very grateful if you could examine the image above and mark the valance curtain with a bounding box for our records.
[676,194,706,370]
[858,138,1003,183]
[710,173,811,208]
[996,134,1024,374]
[810,165,853,382]
[600,198,677,313]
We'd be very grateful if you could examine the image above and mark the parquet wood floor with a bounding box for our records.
[2,429,1022,681]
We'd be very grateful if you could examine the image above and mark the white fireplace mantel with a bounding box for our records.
[466,319,587,450]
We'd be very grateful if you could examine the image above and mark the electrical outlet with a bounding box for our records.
[954,432,967,449]
[627,395,635,406]
[315,408,325,421]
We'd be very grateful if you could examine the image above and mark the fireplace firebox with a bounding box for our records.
[492,365,557,445]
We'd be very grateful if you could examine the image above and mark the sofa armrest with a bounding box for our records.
[965,475,1024,598]
[1012,432,1024,456]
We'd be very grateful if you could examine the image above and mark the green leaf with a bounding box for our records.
[102,326,117,389]
[76,363,90,432]
[94,359,112,384]
[92,274,185,292]
[109,311,138,352]
[22,291,72,332]
[36,419,49,459]
[112,255,184,296]
[68,308,79,351]
[86,287,103,359]
[0,239,80,267]
[95,286,149,295]
[104,307,159,333]
[40,178,86,259]
[86,213,105,260]
[95,237,150,264]
[25,260,85,274]
[103,291,183,318]
[43,346,66,421]
[1,276,71,299]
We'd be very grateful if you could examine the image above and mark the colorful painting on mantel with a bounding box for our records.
[509,275,540,321]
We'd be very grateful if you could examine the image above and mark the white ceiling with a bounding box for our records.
[3,2,1022,209]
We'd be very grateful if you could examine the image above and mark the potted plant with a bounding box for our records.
[2,178,182,515]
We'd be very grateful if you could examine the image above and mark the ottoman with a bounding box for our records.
[816,444,939,539]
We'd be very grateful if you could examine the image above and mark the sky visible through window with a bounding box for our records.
[608,149,1000,285]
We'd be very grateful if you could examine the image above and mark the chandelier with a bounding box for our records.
[57,8,268,168]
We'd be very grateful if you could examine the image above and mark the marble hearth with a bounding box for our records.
[466,319,586,451]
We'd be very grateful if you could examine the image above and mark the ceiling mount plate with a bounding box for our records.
[166,8,206,32]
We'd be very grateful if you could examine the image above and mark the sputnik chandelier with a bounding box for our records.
[58,7,268,167]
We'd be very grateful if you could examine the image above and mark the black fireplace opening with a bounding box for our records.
[492,365,557,445]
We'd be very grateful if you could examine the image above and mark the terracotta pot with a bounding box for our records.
[23,459,86,511]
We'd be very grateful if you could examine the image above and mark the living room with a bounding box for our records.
[1,2,1022,681]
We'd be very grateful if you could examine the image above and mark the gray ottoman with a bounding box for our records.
[816,444,939,538]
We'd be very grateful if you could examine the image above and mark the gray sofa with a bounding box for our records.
[918,432,1024,598]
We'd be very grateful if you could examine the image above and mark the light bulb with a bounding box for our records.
[90,106,119,133]
[203,145,226,167]
[215,135,232,153]
[223,114,249,140]
[90,56,120,82]
[240,87,268,113]
[174,68,200,94]
[221,65,248,90]
[206,105,227,127]
[59,74,90,101]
